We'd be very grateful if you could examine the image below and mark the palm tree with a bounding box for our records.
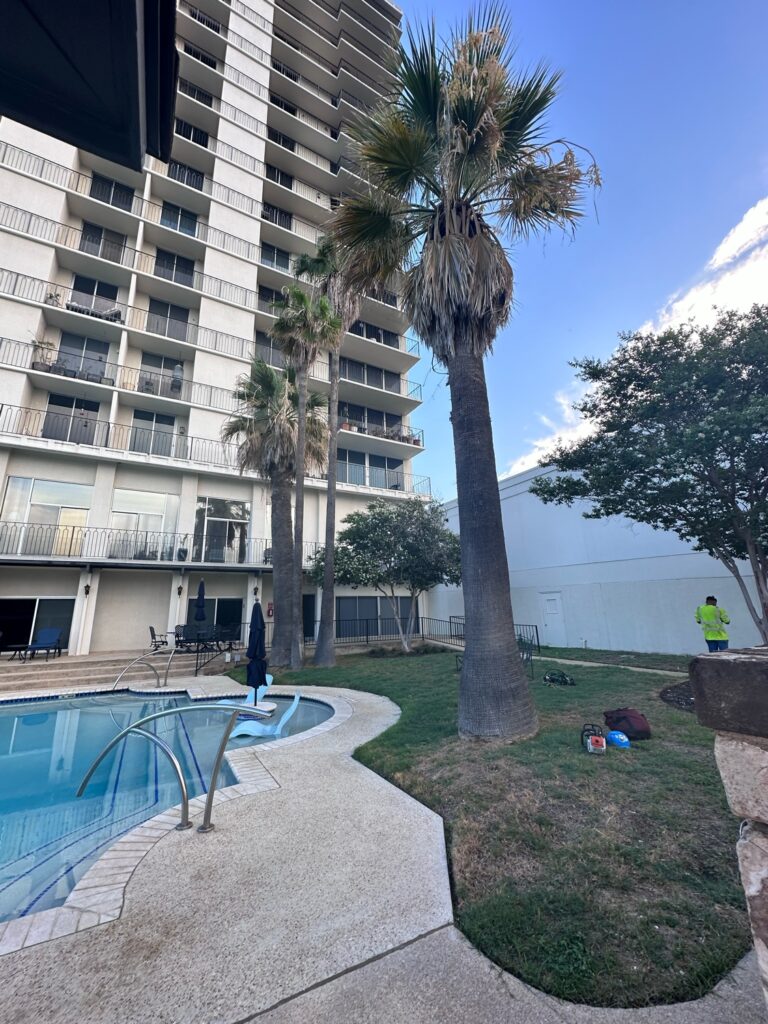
[333,7,596,738]
[270,286,342,668]
[221,359,328,667]
[294,239,361,667]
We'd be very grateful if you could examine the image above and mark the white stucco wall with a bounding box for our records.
[436,466,761,655]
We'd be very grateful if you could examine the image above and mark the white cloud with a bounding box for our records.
[502,194,768,478]
[647,194,768,331]
[501,384,593,477]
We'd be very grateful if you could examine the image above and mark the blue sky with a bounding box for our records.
[395,0,768,502]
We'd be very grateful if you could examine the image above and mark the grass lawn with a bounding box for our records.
[230,651,749,1007]
[539,645,693,674]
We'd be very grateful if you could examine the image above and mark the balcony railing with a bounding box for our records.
[0,521,321,567]
[0,405,432,493]
[341,420,424,446]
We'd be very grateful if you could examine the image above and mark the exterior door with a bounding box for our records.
[302,594,316,641]
[538,591,567,648]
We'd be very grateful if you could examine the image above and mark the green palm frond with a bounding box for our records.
[221,358,328,479]
[332,4,596,364]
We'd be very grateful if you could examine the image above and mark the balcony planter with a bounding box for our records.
[177,547,188,561]
[340,420,350,430]
[31,360,51,372]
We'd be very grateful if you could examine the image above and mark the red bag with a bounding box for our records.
[603,707,651,740]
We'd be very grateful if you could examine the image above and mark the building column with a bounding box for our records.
[167,572,187,639]
[70,568,100,655]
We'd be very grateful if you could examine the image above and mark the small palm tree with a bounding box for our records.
[270,285,342,667]
[222,359,328,666]
[333,6,596,738]
[294,239,361,667]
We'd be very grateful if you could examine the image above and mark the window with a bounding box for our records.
[138,352,186,398]
[147,299,191,341]
[336,596,379,638]
[89,173,135,212]
[108,488,179,559]
[369,454,404,490]
[168,161,205,191]
[183,42,217,68]
[262,203,292,230]
[79,222,127,263]
[254,330,285,368]
[267,126,296,152]
[175,118,210,148]
[193,496,250,564]
[336,448,366,486]
[266,164,293,189]
[70,275,119,315]
[261,243,290,272]
[270,93,298,116]
[129,410,177,457]
[42,394,102,446]
[258,286,281,313]
[179,79,215,107]
[0,599,76,652]
[160,201,198,236]
[0,476,92,556]
[55,332,110,379]
[184,596,244,636]
[154,249,196,287]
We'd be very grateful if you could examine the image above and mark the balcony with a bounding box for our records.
[0,521,321,568]
[0,405,432,494]
[0,338,240,413]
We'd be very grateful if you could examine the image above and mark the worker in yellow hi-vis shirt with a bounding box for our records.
[695,596,730,652]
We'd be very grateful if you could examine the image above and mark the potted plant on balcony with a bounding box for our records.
[31,335,54,372]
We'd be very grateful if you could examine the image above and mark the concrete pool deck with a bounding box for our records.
[0,679,764,1024]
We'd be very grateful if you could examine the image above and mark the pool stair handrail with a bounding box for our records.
[111,646,181,690]
[76,703,270,832]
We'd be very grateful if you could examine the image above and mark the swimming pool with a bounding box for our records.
[0,691,332,923]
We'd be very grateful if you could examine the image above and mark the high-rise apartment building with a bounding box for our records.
[0,0,428,655]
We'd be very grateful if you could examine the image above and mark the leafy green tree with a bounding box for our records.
[332,6,596,737]
[294,239,361,668]
[531,305,768,642]
[222,360,328,666]
[309,498,461,652]
[270,286,342,667]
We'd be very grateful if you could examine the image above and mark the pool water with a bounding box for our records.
[0,691,331,923]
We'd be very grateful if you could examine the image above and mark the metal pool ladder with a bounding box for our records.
[76,703,270,832]
[111,646,183,690]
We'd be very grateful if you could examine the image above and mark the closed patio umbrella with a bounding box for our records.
[194,579,207,622]
[246,599,268,696]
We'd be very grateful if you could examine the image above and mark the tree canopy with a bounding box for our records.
[531,305,768,640]
[310,498,461,650]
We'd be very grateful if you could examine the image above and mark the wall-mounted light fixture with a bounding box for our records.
[83,583,91,597]
[253,584,259,599]
[177,585,183,597]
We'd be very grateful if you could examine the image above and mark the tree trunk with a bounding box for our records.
[314,348,340,666]
[290,365,308,668]
[447,344,538,740]
[270,470,294,666]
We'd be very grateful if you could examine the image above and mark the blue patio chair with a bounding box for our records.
[25,627,63,660]
[230,692,301,739]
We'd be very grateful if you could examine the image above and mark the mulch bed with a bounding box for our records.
[659,679,695,712]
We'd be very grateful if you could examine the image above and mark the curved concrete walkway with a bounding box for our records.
[0,681,762,1024]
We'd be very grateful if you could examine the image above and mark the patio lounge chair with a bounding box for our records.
[25,627,63,660]
[148,626,168,651]
[229,691,301,739]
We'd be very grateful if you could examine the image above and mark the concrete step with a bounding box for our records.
[0,653,217,693]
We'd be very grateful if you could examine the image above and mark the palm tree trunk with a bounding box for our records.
[270,470,294,666]
[314,349,340,666]
[447,343,538,740]
[290,364,308,668]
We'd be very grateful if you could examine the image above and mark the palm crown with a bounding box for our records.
[221,359,328,479]
[334,4,598,361]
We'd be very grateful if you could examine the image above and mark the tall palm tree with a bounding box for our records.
[221,359,328,667]
[270,286,342,668]
[333,7,596,738]
[294,239,361,667]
